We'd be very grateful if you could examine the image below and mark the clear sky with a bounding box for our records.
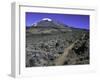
[26,12,89,29]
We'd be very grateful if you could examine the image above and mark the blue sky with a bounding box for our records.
[26,12,90,29]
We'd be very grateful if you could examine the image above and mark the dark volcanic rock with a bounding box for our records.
[26,18,89,67]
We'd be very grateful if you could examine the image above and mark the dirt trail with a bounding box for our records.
[26,40,78,66]
[54,40,78,65]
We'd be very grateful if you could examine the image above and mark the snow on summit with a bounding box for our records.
[31,22,37,26]
[31,18,52,27]
[42,18,52,21]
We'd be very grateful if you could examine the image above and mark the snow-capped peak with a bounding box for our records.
[42,18,52,21]
[31,22,37,26]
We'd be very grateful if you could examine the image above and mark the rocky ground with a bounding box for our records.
[26,28,89,67]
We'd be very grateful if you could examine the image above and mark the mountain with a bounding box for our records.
[26,18,89,67]
[32,18,67,28]
[26,18,72,35]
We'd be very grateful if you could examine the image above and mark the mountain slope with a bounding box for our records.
[26,18,89,67]
[26,18,72,35]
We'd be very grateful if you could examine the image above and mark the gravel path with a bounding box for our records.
[54,40,78,65]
